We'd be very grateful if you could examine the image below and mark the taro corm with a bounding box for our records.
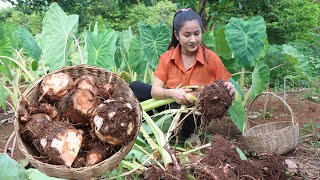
[17,72,138,168]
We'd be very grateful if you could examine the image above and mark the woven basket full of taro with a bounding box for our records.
[14,64,142,179]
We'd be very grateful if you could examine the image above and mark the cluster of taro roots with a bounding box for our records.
[18,72,138,167]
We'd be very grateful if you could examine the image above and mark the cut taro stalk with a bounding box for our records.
[40,72,75,101]
[22,114,83,167]
[91,98,137,146]
[59,89,96,126]
[196,80,233,122]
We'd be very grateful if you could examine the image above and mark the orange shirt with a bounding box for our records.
[154,44,231,89]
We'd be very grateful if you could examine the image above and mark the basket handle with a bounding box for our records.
[243,92,296,132]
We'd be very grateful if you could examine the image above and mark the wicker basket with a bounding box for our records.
[243,92,299,155]
[14,64,142,179]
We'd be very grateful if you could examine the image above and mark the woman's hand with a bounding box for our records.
[170,88,193,105]
[224,81,235,97]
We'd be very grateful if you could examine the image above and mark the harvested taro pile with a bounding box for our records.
[141,135,288,180]
[17,72,138,168]
[196,80,233,123]
[188,135,288,180]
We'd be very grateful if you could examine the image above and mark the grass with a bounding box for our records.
[301,87,320,103]
[300,122,320,148]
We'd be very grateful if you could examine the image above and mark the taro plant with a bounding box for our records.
[0,23,42,110]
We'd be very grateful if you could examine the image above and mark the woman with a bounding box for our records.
[130,9,234,139]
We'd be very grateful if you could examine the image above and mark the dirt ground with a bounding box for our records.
[1,89,320,179]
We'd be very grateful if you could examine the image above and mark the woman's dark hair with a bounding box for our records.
[167,9,204,50]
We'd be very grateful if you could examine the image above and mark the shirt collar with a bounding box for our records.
[170,44,205,65]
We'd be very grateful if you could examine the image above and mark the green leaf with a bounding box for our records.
[25,168,65,180]
[0,37,13,57]
[115,27,133,69]
[86,29,118,70]
[0,153,28,180]
[229,77,244,101]
[138,21,170,70]
[221,58,240,76]
[249,60,270,101]
[225,16,267,67]
[124,149,148,165]
[0,63,13,80]
[15,26,41,61]
[215,28,232,59]
[202,31,215,51]
[282,44,313,81]
[135,135,147,147]
[0,84,8,110]
[0,23,18,50]
[40,2,79,71]
[228,101,245,132]
[119,27,133,54]
[236,147,247,160]
[128,35,147,78]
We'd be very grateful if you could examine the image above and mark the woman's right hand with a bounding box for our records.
[170,88,193,105]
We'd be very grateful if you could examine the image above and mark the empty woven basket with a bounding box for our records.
[243,92,299,155]
[14,64,142,179]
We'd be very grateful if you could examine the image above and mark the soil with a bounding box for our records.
[196,80,233,122]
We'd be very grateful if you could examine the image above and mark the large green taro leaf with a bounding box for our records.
[0,153,28,180]
[138,21,170,70]
[0,37,12,57]
[115,27,133,69]
[229,101,246,133]
[282,44,313,81]
[215,28,232,59]
[0,24,13,57]
[202,31,215,51]
[86,29,118,70]
[119,27,133,54]
[225,16,266,68]
[128,35,147,79]
[40,2,79,71]
[248,60,270,101]
[16,26,41,61]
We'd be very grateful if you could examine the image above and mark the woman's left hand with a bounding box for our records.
[224,81,235,97]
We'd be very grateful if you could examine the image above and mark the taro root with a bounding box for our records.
[91,98,137,146]
[75,75,114,100]
[97,83,114,99]
[40,72,75,101]
[17,98,40,122]
[22,114,83,167]
[72,153,86,168]
[75,75,98,96]
[17,104,30,123]
[39,103,59,120]
[59,89,96,125]
[85,142,110,166]
[196,80,233,122]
